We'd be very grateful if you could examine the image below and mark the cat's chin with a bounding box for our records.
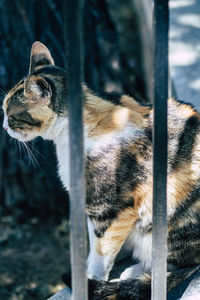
[7,128,37,142]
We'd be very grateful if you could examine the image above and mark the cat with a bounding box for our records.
[3,41,200,300]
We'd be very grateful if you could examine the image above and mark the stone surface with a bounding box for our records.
[181,270,200,299]
[48,270,200,300]
[170,0,200,109]
[48,287,71,300]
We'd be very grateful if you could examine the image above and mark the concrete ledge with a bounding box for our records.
[181,270,200,299]
[48,286,71,300]
[48,271,200,300]
[48,270,200,300]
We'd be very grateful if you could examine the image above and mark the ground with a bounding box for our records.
[0,216,70,300]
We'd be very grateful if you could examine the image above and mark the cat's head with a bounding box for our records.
[3,41,67,141]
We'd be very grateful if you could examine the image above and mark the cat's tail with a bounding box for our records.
[91,265,200,300]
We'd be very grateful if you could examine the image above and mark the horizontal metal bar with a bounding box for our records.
[64,1,88,300]
[152,0,169,300]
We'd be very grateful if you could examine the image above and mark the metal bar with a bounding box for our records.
[152,1,169,300]
[64,1,88,300]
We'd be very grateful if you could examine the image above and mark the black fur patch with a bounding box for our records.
[168,181,200,267]
[6,88,24,114]
[30,54,52,73]
[33,65,66,76]
[172,115,200,169]
[35,58,52,67]
[86,143,146,238]
[92,89,122,105]
[9,111,41,129]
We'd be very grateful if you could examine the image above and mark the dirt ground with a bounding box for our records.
[0,216,70,300]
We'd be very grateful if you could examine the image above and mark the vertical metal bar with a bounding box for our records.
[64,1,88,300]
[152,1,169,300]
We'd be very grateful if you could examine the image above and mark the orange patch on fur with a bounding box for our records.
[121,95,150,115]
[133,162,199,225]
[108,294,118,300]
[3,82,24,112]
[84,89,146,138]
[96,206,138,256]
[28,105,55,132]
[168,164,199,210]
[112,107,129,128]
[133,181,152,210]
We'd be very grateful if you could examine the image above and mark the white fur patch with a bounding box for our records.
[3,114,8,130]
[132,230,152,270]
[124,202,153,271]
[84,123,144,156]
[87,218,116,280]
[30,82,41,95]
[120,263,144,280]
[87,249,115,280]
[56,142,70,190]
[50,118,144,191]
[44,117,70,190]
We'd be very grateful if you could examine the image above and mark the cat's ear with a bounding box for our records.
[24,75,52,101]
[29,41,54,74]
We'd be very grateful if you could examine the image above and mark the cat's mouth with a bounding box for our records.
[7,127,28,141]
[5,126,38,142]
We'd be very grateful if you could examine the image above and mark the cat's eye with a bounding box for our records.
[9,115,40,128]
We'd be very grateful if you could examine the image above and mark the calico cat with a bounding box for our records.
[3,41,200,300]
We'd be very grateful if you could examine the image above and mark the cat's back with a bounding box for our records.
[167,98,200,170]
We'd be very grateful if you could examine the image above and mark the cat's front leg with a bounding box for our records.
[87,208,136,281]
[87,218,116,280]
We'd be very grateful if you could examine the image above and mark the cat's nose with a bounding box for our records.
[3,117,8,131]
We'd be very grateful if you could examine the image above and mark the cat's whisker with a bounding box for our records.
[17,140,23,158]
[0,87,7,95]
[13,139,18,152]
[1,86,7,92]
[21,140,41,170]
[20,141,35,167]
[0,107,5,115]
[26,144,41,170]
[0,93,5,98]
[28,142,46,161]
[14,133,41,170]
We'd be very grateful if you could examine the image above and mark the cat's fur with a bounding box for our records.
[3,42,200,299]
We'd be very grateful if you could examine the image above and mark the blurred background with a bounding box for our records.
[0,0,145,299]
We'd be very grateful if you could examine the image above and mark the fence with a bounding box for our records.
[64,0,168,300]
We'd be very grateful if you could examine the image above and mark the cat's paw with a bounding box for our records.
[120,263,143,280]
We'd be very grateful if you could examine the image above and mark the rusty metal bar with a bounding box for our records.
[152,0,169,299]
[64,1,88,300]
